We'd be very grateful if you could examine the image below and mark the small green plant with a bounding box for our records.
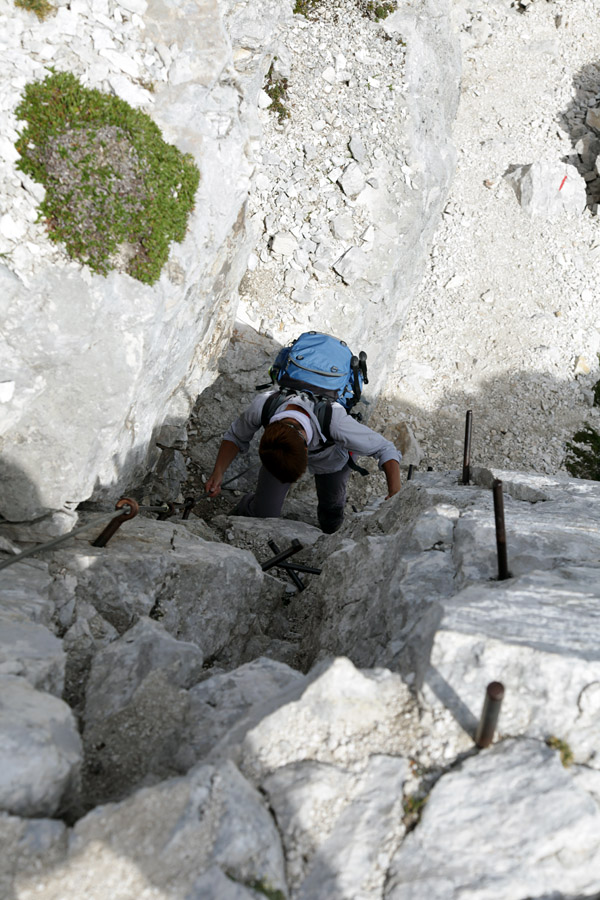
[365,0,396,19]
[247,880,286,900]
[15,0,54,19]
[264,63,290,124]
[565,424,600,480]
[293,0,320,15]
[565,358,600,479]
[546,736,574,768]
[359,0,397,19]
[402,792,428,830]
[15,70,200,284]
[294,0,396,20]
[225,873,285,900]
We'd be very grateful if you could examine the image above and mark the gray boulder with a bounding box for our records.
[82,617,204,805]
[0,677,82,817]
[0,559,54,625]
[264,755,407,900]
[173,657,306,770]
[52,517,266,662]
[29,761,287,900]
[504,159,587,219]
[222,657,422,783]
[83,617,204,728]
[0,610,65,695]
[301,523,450,684]
[385,739,600,899]
[0,812,68,900]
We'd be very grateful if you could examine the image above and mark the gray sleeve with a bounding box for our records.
[223,393,270,453]
[328,405,402,468]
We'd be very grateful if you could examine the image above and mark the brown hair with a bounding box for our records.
[259,421,308,484]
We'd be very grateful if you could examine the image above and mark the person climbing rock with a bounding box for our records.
[205,391,401,534]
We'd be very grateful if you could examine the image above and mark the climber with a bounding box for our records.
[205,392,402,534]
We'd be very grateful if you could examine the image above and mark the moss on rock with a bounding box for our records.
[15,70,200,285]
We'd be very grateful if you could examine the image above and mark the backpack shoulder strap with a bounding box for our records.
[260,391,289,428]
[312,398,333,444]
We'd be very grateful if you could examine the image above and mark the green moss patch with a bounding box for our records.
[15,70,200,284]
[546,736,574,768]
[15,0,54,20]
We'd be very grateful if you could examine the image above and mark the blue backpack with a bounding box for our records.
[259,331,368,442]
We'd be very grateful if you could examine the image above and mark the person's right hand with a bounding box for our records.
[205,472,222,497]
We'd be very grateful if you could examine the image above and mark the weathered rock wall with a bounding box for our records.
[0,0,459,523]
[0,0,291,522]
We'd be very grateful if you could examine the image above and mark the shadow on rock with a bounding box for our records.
[559,60,600,211]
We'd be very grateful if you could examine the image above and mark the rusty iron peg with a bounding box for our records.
[263,539,305,592]
[182,497,195,520]
[91,498,139,547]
[475,681,505,748]
[492,479,510,580]
[462,410,473,485]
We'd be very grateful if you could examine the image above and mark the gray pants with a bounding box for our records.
[232,463,351,534]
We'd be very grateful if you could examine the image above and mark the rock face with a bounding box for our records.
[385,738,600,899]
[4,465,600,895]
[238,0,461,399]
[0,677,82,818]
[0,0,291,521]
[8,0,600,896]
[1,0,460,522]
[18,761,288,900]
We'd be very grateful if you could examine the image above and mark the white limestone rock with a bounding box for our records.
[1,0,293,523]
[337,161,366,198]
[82,617,205,803]
[271,231,299,256]
[422,565,600,766]
[257,88,272,108]
[503,160,587,219]
[332,246,369,284]
[226,657,422,783]
[385,739,600,899]
[173,657,306,769]
[331,214,355,241]
[452,486,600,585]
[264,755,407,899]
[0,813,68,900]
[0,677,82,817]
[27,761,287,900]
[0,611,65,695]
[50,517,266,660]
[83,616,204,728]
[348,132,367,165]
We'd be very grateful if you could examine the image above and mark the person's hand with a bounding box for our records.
[385,485,401,500]
[205,472,222,498]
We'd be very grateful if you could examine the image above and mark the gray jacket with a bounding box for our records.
[223,391,401,475]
